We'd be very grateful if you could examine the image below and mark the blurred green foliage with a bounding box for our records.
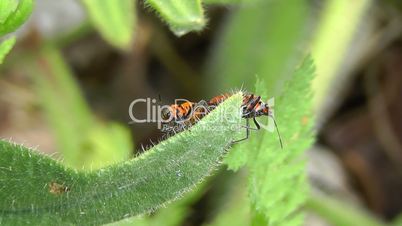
[394,214,402,226]
[312,0,371,109]
[0,0,33,36]
[203,0,242,4]
[0,0,33,64]
[0,0,19,23]
[306,195,390,226]
[206,0,310,94]
[145,0,205,36]
[203,175,250,226]
[81,0,136,49]
[31,45,132,169]
[0,0,395,226]
[0,36,15,64]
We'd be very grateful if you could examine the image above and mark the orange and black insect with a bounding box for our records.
[160,99,210,133]
[208,93,283,148]
[159,93,282,148]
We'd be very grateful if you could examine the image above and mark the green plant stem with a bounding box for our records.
[150,26,201,96]
[312,0,372,110]
[306,195,390,226]
[49,20,93,47]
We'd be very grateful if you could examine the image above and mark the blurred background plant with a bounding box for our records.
[1,0,402,225]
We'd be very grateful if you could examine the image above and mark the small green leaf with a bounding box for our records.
[0,0,33,36]
[0,36,16,64]
[81,0,136,50]
[0,93,243,225]
[145,0,206,36]
[0,0,18,23]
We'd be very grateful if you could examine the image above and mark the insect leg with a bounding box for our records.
[241,117,260,131]
[233,118,250,143]
[253,117,261,130]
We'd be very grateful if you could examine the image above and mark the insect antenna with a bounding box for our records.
[269,115,283,149]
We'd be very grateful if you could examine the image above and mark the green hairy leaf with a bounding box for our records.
[0,93,243,225]
[145,0,206,36]
[225,57,316,226]
[110,180,208,226]
[0,0,33,36]
[0,36,16,64]
[81,0,136,49]
[249,57,315,226]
